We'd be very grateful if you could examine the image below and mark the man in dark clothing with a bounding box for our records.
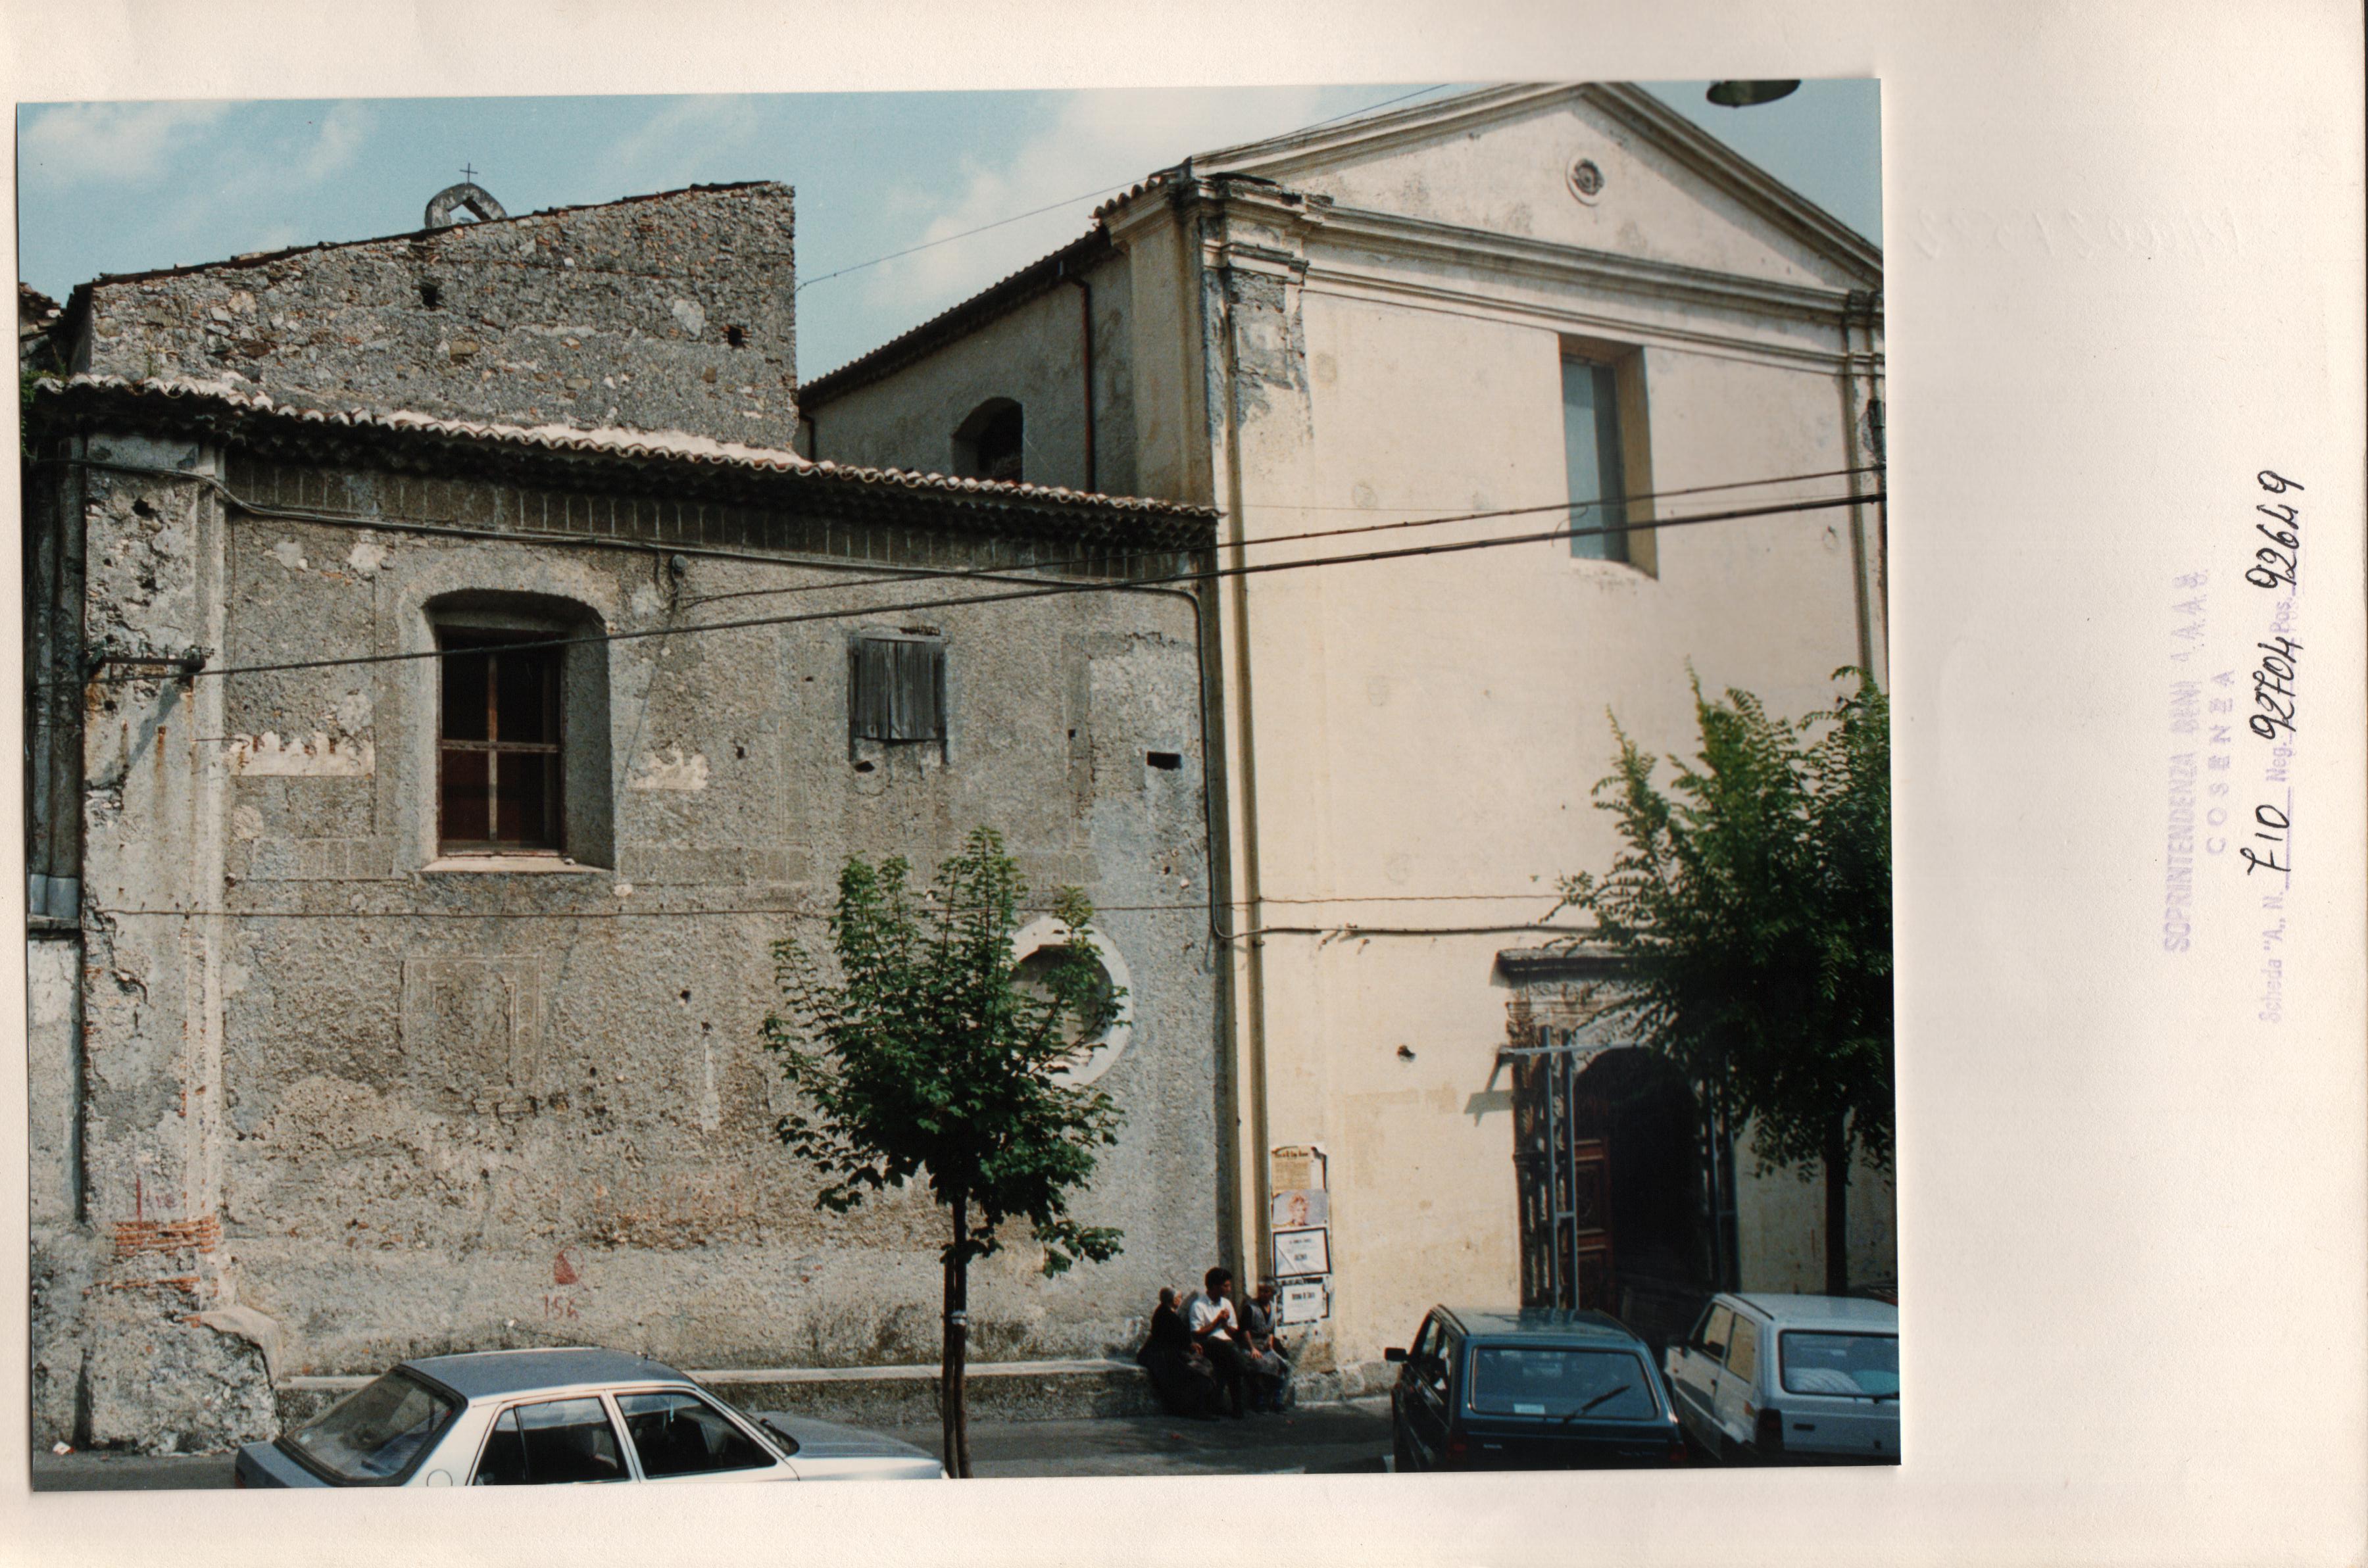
[1181,1266,1254,1418]
[1241,1280,1294,1411]
[1137,1286,1219,1419]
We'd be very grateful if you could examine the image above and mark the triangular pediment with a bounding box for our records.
[1192,83,1879,294]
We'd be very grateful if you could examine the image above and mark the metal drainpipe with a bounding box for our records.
[1064,264,1097,494]
[1836,290,1877,683]
[1192,191,1274,1290]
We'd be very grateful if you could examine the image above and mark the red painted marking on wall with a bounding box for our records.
[552,1249,578,1286]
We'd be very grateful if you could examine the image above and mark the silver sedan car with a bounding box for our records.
[234,1347,943,1486]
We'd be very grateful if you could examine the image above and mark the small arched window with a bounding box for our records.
[952,398,1024,483]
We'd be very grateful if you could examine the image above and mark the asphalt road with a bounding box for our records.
[28,1398,1393,1490]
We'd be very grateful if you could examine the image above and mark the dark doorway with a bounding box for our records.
[1513,1042,1708,1354]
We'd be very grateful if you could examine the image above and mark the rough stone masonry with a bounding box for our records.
[69,182,800,451]
[24,183,1224,1453]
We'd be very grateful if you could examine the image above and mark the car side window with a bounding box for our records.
[1423,1329,1455,1399]
[472,1397,629,1484]
[1725,1317,1760,1384]
[1700,1304,1734,1361]
[616,1391,774,1478]
[1408,1315,1439,1367]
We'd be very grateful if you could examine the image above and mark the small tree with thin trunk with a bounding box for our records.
[762,827,1123,1477]
[1558,670,1892,1296]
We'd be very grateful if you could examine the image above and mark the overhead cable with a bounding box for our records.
[70,489,1878,687]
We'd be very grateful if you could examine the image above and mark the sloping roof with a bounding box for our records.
[801,83,1880,408]
[31,374,1216,547]
[800,227,1112,407]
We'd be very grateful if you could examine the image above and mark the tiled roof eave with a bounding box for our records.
[29,374,1216,551]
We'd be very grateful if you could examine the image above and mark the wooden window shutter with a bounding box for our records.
[889,640,945,741]
[852,637,945,743]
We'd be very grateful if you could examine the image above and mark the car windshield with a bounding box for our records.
[1779,1331,1900,1398]
[286,1370,460,1482]
[1468,1345,1656,1420]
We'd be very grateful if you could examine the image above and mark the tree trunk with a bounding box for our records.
[941,1190,971,1479]
[1823,1114,1850,1298]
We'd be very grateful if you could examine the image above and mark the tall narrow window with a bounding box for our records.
[1562,358,1629,562]
[849,635,947,745]
[438,629,564,853]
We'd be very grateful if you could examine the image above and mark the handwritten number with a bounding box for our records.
[2257,471,2304,494]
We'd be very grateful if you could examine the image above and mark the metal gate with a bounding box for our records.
[1509,1025,1740,1318]
[1510,1028,1617,1311]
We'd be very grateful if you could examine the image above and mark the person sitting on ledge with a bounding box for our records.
[1135,1285,1220,1420]
[1182,1267,1253,1419]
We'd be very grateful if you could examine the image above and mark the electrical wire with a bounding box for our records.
[67,489,1875,687]
[95,889,1581,919]
[683,464,1881,608]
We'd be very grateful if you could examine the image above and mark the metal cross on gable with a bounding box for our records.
[461,163,480,185]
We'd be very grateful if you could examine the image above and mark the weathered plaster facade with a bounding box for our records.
[801,84,1894,1371]
[24,185,1223,1451]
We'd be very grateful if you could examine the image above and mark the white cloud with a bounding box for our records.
[19,100,232,186]
[297,102,372,184]
[605,96,763,192]
[854,87,1335,333]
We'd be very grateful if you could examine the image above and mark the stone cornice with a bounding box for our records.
[1308,202,1883,336]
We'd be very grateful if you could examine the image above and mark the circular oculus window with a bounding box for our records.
[1567,157,1606,203]
[1008,916,1133,1087]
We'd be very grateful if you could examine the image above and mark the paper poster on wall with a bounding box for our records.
[1271,1225,1331,1278]
[1269,1145,1327,1195]
[1270,1188,1329,1230]
[1277,1279,1330,1326]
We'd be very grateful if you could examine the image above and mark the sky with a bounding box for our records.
[16,82,1880,380]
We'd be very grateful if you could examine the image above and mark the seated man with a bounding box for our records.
[1137,1286,1220,1420]
[1241,1280,1294,1412]
[1181,1266,1253,1419]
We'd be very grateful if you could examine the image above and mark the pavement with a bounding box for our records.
[27,1398,1393,1490]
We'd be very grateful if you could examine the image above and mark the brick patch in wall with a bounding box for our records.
[112,1213,222,1258]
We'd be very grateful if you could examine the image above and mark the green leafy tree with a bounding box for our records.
[763,827,1124,1477]
[1559,670,1891,1296]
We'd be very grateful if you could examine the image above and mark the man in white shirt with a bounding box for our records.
[1183,1267,1252,1417]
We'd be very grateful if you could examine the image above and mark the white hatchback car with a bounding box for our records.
[1664,1294,1898,1463]
[234,1347,943,1487]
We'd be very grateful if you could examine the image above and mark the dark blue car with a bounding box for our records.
[1386,1306,1687,1471]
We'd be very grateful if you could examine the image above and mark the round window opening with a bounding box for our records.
[1009,916,1133,1087]
[1567,157,1606,203]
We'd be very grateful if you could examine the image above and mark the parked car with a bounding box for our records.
[1384,1306,1686,1471]
[1664,1293,1898,1464]
[234,1346,944,1487]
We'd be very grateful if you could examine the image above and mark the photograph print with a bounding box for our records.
[18,78,1891,1488]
